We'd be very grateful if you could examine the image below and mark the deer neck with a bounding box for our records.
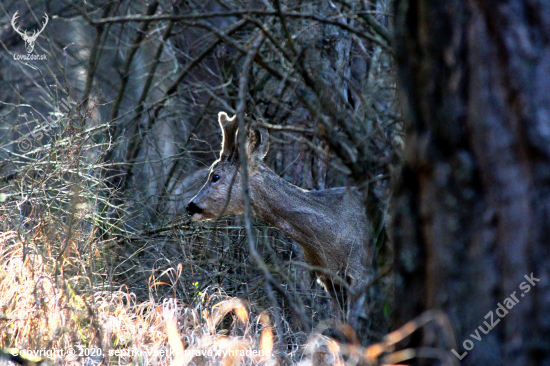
[248,166,317,242]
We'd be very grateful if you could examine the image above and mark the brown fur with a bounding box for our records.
[187,112,372,313]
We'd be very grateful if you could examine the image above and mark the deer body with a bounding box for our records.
[248,166,370,290]
[187,112,372,312]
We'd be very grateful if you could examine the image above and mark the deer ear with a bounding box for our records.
[246,126,269,160]
[218,112,238,160]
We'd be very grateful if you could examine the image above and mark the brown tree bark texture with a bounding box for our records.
[394,0,550,364]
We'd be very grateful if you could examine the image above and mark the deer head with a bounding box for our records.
[186,112,373,317]
[186,112,269,220]
[11,11,49,54]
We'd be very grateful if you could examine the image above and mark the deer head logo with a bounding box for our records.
[11,11,49,54]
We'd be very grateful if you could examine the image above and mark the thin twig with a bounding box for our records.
[236,33,311,332]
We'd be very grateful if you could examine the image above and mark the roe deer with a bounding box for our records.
[186,112,372,315]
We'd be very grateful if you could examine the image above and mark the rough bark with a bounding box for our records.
[394,0,550,364]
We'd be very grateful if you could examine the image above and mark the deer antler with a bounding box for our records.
[11,11,27,38]
[27,14,49,42]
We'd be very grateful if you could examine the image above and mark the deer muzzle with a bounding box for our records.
[186,201,203,217]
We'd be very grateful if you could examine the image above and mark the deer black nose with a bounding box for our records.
[186,201,203,216]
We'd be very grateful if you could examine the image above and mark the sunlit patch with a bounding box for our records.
[259,312,273,360]
[164,299,186,366]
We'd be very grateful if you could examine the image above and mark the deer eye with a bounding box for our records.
[212,174,220,183]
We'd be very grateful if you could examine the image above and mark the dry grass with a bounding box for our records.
[0,230,336,366]
[0,230,276,365]
[0,228,458,366]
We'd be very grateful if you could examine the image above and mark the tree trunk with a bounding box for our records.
[393,0,550,364]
